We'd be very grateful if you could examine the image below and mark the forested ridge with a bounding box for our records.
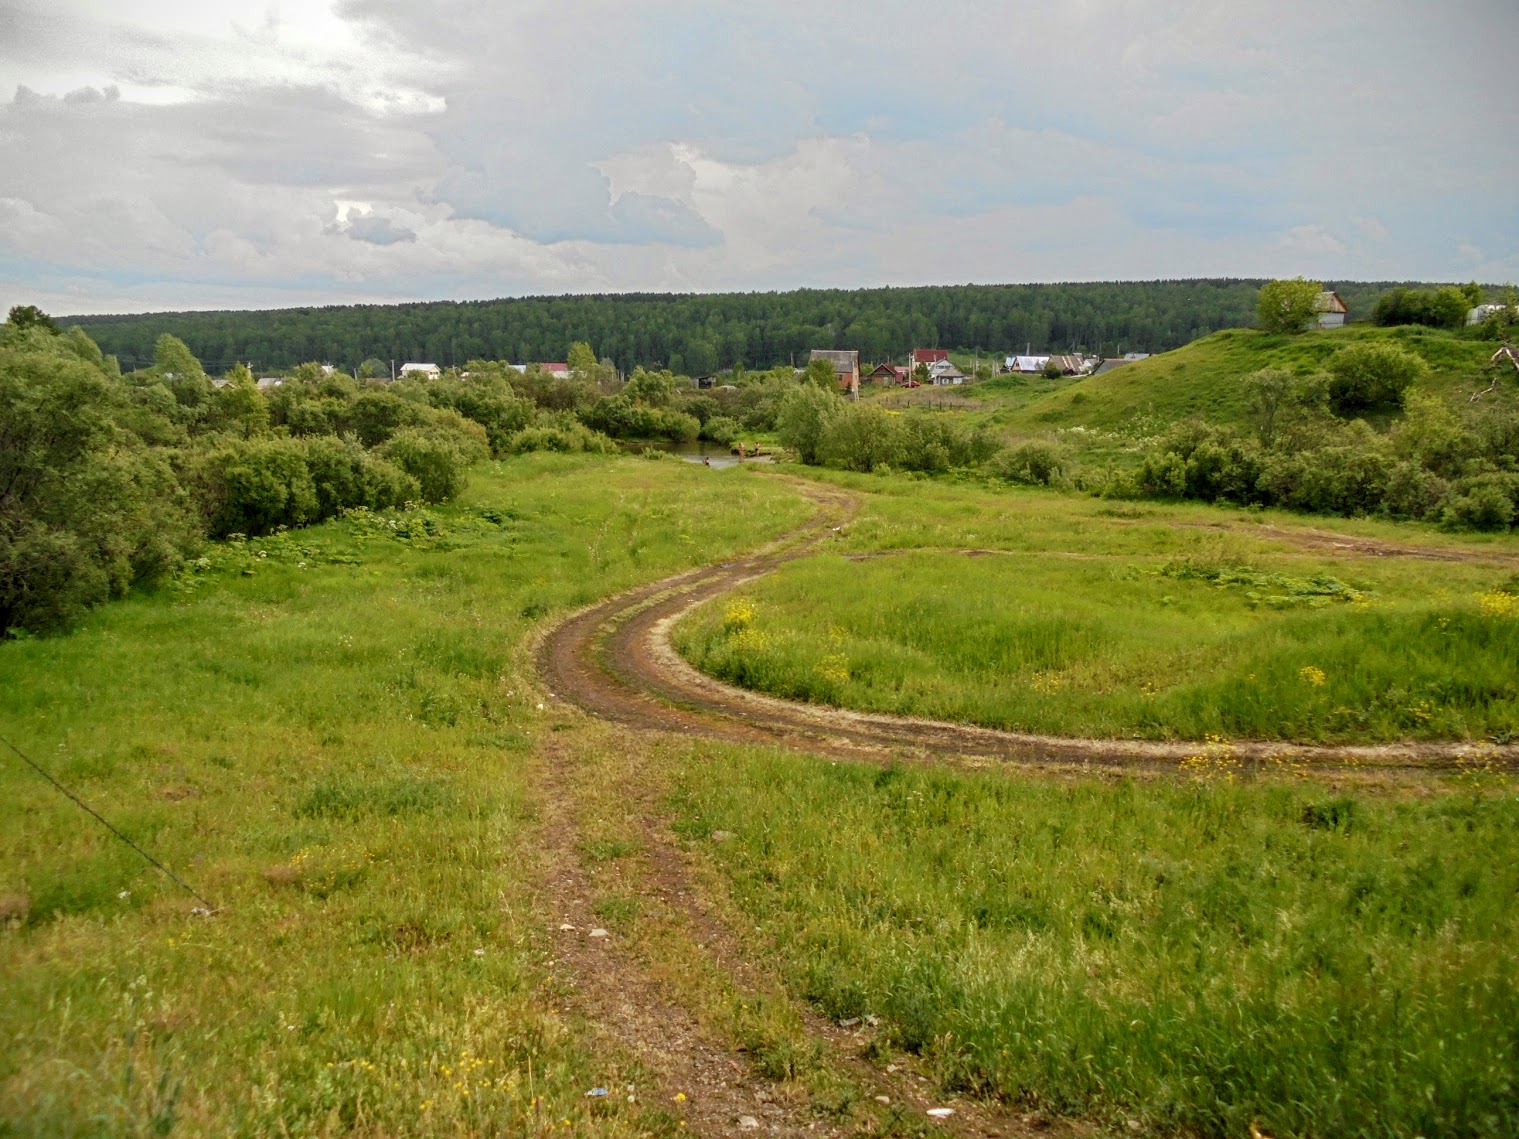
[73,279,1451,375]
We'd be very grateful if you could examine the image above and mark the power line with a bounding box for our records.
[0,730,217,913]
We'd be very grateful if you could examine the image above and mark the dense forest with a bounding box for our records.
[71,280,1460,376]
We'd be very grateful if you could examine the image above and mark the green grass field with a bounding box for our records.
[993,326,1508,437]
[672,747,1519,1138]
[0,455,810,1136]
[8,453,1519,1138]
[676,473,1519,743]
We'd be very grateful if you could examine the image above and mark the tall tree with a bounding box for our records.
[1256,278,1323,333]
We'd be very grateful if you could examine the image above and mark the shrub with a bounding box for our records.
[1372,286,1470,330]
[377,429,470,504]
[701,415,739,446]
[506,420,616,454]
[899,413,997,473]
[425,379,534,456]
[417,409,491,465]
[1442,485,1515,532]
[195,438,319,537]
[656,408,702,444]
[349,390,431,447]
[991,439,1074,487]
[1,327,199,631]
[819,403,904,472]
[299,435,417,516]
[1326,341,1429,415]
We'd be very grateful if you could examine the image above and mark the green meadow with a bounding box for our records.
[993,325,1508,436]
[671,747,1519,1139]
[0,455,809,1136]
[675,473,1519,743]
[6,452,1519,1138]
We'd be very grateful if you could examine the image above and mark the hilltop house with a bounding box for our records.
[809,349,860,395]
[400,362,442,379]
[1315,291,1349,329]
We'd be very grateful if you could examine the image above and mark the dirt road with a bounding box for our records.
[537,477,1518,774]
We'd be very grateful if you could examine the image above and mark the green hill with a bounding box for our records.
[996,326,1506,436]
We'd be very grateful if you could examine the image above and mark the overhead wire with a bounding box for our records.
[0,729,218,913]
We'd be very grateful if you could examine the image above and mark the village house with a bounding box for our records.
[255,376,284,390]
[1006,355,1050,374]
[1315,291,1349,329]
[911,348,949,368]
[927,359,966,385]
[399,362,442,379]
[1046,355,1088,376]
[865,362,910,386]
[1092,352,1152,375]
[1469,304,1512,326]
[809,349,860,395]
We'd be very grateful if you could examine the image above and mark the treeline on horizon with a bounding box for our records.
[71,279,1460,376]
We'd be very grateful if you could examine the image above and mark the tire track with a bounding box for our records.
[538,478,1518,774]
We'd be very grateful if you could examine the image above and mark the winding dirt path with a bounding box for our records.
[538,476,1518,774]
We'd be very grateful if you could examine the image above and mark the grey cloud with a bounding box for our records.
[346,214,416,244]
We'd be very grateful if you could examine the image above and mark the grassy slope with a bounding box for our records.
[676,472,1519,743]
[0,455,810,1136]
[992,325,1507,436]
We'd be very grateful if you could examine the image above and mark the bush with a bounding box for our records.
[1,326,199,631]
[991,439,1074,487]
[377,429,471,504]
[506,420,617,454]
[349,390,431,447]
[194,438,319,537]
[1372,287,1470,330]
[1326,341,1429,415]
[416,409,491,465]
[300,435,418,516]
[1442,485,1515,532]
[701,415,740,446]
[818,403,904,472]
[425,379,534,456]
[656,408,701,444]
[899,413,997,473]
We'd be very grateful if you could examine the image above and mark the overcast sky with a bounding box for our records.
[1,0,1515,316]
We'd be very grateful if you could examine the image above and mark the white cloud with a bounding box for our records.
[1351,216,1389,243]
[1281,225,1348,257]
[2,0,1517,314]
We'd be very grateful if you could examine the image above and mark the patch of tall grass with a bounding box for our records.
[0,454,810,1134]
[673,749,1519,1137]
[676,475,1519,743]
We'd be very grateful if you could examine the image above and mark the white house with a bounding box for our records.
[928,360,966,385]
[1315,291,1349,329]
[399,362,442,379]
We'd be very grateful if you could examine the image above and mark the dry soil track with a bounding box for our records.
[537,475,1519,775]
